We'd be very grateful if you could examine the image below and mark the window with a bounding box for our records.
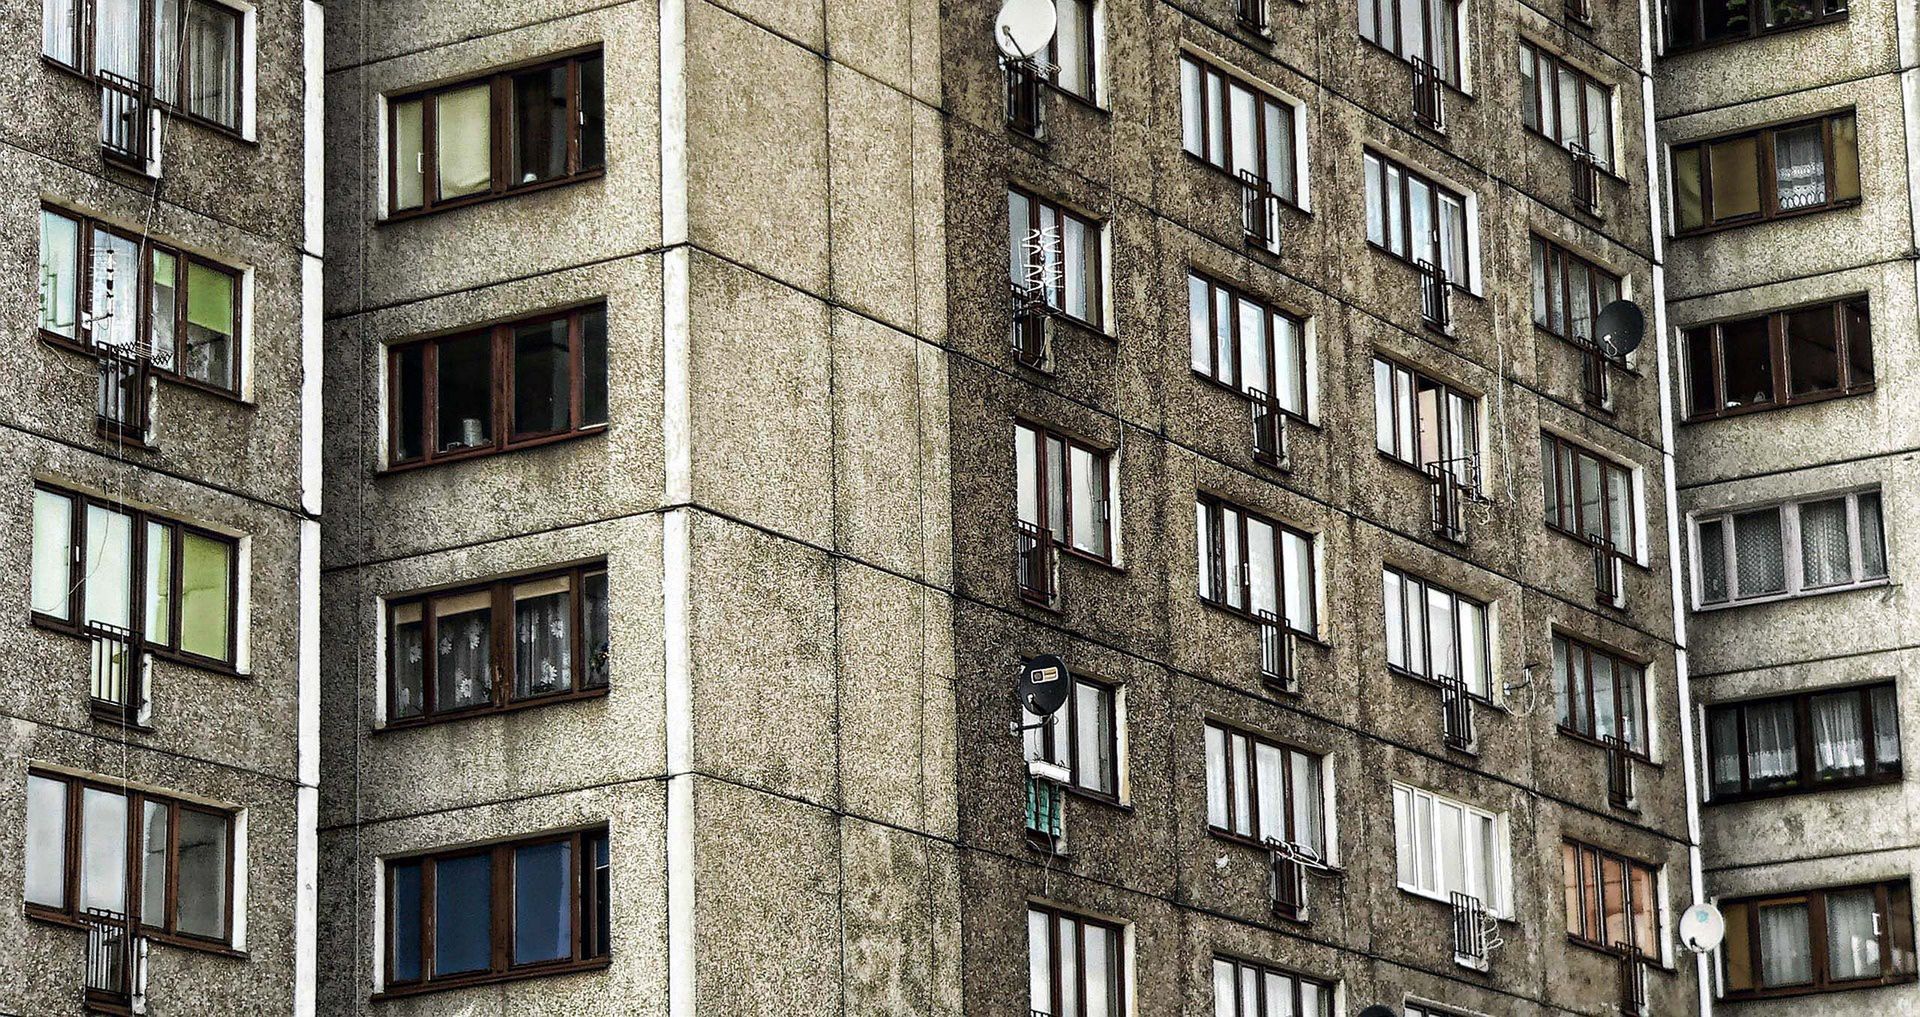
[387,562,610,725]
[1519,44,1614,169]
[1015,423,1115,562]
[1671,112,1860,234]
[1406,1005,1470,1017]
[43,0,244,130]
[1179,55,1301,205]
[1047,0,1100,102]
[1363,152,1471,284]
[1683,296,1873,419]
[1692,489,1887,606]
[1530,236,1622,344]
[1372,356,1480,484]
[1357,0,1463,86]
[1187,271,1309,415]
[39,206,243,394]
[1204,723,1328,858]
[30,484,240,667]
[1009,187,1105,328]
[1553,633,1649,756]
[1023,676,1121,800]
[1720,881,1916,998]
[25,770,235,945]
[1195,495,1318,635]
[1211,956,1333,1017]
[1666,0,1847,51]
[387,305,609,467]
[1540,433,1636,556]
[1027,904,1124,1017]
[385,827,611,991]
[388,50,606,216]
[1706,682,1901,800]
[1561,841,1661,957]
[1383,567,1491,699]
[1392,783,1507,913]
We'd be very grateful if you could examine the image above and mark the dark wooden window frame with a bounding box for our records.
[39,204,245,399]
[1195,493,1320,636]
[1187,269,1310,417]
[1664,0,1848,53]
[1540,431,1638,558]
[384,49,606,220]
[1204,720,1327,856]
[1363,150,1474,287]
[42,0,247,136]
[1178,54,1303,205]
[385,304,609,471]
[1553,631,1651,759]
[1520,42,1615,170]
[1705,682,1901,803]
[1372,354,1481,479]
[1720,880,1917,1000]
[1026,674,1122,804]
[1211,954,1335,1017]
[24,768,239,953]
[1670,111,1860,236]
[1681,294,1873,421]
[1008,185,1107,331]
[384,561,610,728]
[1692,488,1887,607]
[381,826,612,997]
[1382,565,1492,702]
[1561,839,1662,958]
[1027,902,1127,1017]
[31,482,242,672]
[1529,234,1624,344]
[1015,420,1116,565]
[1357,0,1465,86]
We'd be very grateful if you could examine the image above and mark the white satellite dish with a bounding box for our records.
[1678,902,1726,954]
[994,0,1058,61]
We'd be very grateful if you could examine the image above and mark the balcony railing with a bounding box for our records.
[98,70,156,174]
[1621,949,1648,1016]
[1566,0,1595,25]
[1592,535,1625,609]
[1239,170,1281,253]
[1004,58,1048,140]
[95,343,152,444]
[1248,388,1289,469]
[1427,463,1472,544]
[1256,609,1297,693]
[82,908,147,1015]
[1011,285,1053,371]
[1268,844,1310,922]
[1410,56,1446,132]
[1025,772,1066,848]
[1450,892,1499,972]
[1015,520,1056,606]
[1440,673,1475,753]
[1580,339,1612,410]
[89,623,148,725]
[1416,258,1451,334]
[1238,0,1273,33]
[1571,144,1602,218]
[1605,735,1636,811]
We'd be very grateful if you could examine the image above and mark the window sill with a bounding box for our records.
[1209,827,1339,870]
[1532,325,1647,380]
[1671,198,1861,240]
[41,332,250,407]
[42,58,256,146]
[1064,785,1131,812]
[381,425,610,475]
[1721,971,1917,1003]
[1397,884,1511,921]
[1554,724,1657,767]
[1388,665,1498,709]
[1045,82,1110,117]
[1197,597,1324,646]
[1566,935,1676,973]
[1692,577,1892,614]
[1190,374,1320,430]
[1706,770,1902,806]
[1661,13,1850,59]
[381,168,608,224]
[1366,243,1485,301]
[1681,383,1875,425]
[1521,126,1627,183]
[31,616,245,679]
[378,683,610,732]
[372,958,612,1001]
[24,907,246,959]
[1545,522,1648,572]
[1358,39,1473,101]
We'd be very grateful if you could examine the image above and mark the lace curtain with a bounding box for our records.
[1745,700,1798,785]
[1734,509,1787,597]
[1799,498,1852,588]
[1774,125,1828,211]
[514,580,573,698]
[434,594,491,709]
[1812,692,1868,778]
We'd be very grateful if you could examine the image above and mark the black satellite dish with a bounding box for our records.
[1016,654,1073,717]
[1594,299,1645,360]
[1357,1007,1398,1017]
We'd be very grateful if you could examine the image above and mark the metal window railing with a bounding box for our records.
[1416,258,1451,334]
[1011,285,1052,371]
[1410,56,1446,132]
[1605,735,1636,811]
[89,623,147,722]
[1571,144,1603,218]
[1591,535,1625,609]
[1450,892,1498,971]
[1269,845,1310,922]
[82,908,147,1014]
[1015,520,1056,605]
[95,343,151,443]
[1004,58,1048,140]
[1426,454,1477,543]
[1440,673,1475,752]
[1580,338,1612,410]
[1238,0,1273,31]
[1621,949,1648,1015]
[1256,609,1297,692]
[1248,388,1289,470]
[98,70,155,171]
[1239,170,1281,253]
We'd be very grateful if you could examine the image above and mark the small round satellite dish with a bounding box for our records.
[1678,902,1726,954]
[1016,653,1073,717]
[1594,299,1646,360]
[1358,1007,1399,1017]
[994,0,1058,61]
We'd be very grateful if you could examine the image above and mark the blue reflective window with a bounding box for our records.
[390,862,423,982]
[513,841,572,965]
[433,853,493,976]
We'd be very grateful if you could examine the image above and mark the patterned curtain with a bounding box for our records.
[434,596,491,709]
[1799,498,1852,588]
[513,582,572,698]
[1774,124,1828,211]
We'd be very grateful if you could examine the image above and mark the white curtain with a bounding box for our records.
[434,595,491,709]
[1734,509,1788,597]
[1812,692,1867,778]
[1826,889,1882,980]
[1774,124,1828,210]
[1746,700,1799,785]
[94,0,142,79]
[1873,685,1901,766]
[1759,903,1813,986]
[1799,498,1852,588]
[513,585,572,698]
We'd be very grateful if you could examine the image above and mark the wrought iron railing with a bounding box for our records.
[1416,257,1451,334]
[1571,143,1602,218]
[1450,891,1497,971]
[1256,609,1297,692]
[82,907,146,1013]
[1605,735,1636,811]
[1248,388,1288,469]
[1591,535,1624,608]
[98,70,154,171]
[1269,845,1310,922]
[95,343,151,443]
[1410,56,1446,132]
[1580,338,1612,409]
[1011,285,1052,371]
[1004,58,1047,140]
[1621,949,1648,1015]
[1015,520,1056,605]
[1238,0,1273,31]
[1440,673,1475,752]
[89,622,146,721]
[1239,170,1280,253]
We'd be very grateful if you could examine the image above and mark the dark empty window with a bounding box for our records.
[1707,682,1900,801]
[388,305,608,468]
[1672,113,1860,234]
[1666,0,1847,50]
[1683,296,1873,420]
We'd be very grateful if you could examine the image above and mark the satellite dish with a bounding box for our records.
[1594,299,1645,360]
[1016,654,1073,717]
[994,0,1058,61]
[1358,1007,1399,1017]
[1678,902,1726,954]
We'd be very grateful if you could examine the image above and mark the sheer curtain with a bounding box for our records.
[1873,685,1901,766]
[513,580,572,698]
[1799,498,1852,588]
[1774,124,1828,210]
[1734,508,1787,597]
[1812,692,1867,778]
[1826,889,1882,980]
[1746,700,1799,787]
[434,592,491,709]
[1759,903,1813,986]
[1709,709,1743,794]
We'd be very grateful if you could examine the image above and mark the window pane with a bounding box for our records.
[91,230,142,352]
[1811,691,1868,779]
[1180,60,1203,156]
[433,853,493,976]
[436,333,494,452]
[44,0,77,62]
[176,809,228,938]
[1828,888,1882,979]
[579,55,605,169]
[1715,315,1774,407]
[1069,445,1107,557]
[1674,147,1704,230]
[513,576,573,698]
[587,831,610,957]
[513,840,573,965]
[83,505,135,631]
[184,262,236,389]
[1859,492,1887,580]
[1291,751,1324,856]
[583,570,610,688]
[395,344,426,460]
[1786,306,1840,396]
[393,98,425,210]
[391,602,426,718]
[1684,328,1716,415]
[25,775,69,907]
[512,318,572,436]
[1028,909,1051,1013]
[1707,136,1761,221]
[1698,518,1728,603]
[1206,725,1229,829]
[95,0,141,78]
[1075,683,1114,795]
[1435,801,1464,896]
[80,787,129,915]
[581,307,608,426]
[31,490,74,621]
[1602,856,1629,946]
[140,800,167,924]
[1083,923,1114,1017]
[434,590,493,709]
[1255,742,1285,843]
[1248,518,1277,618]
[40,210,81,338]
[1746,699,1799,788]
[1798,498,1852,589]
[179,531,233,660]
[1845,297,1874,386]
[1772,123,1827,211]
[1708,707,1742,794]
[1052,0,1092,97]
[1733,507,1786,597]
[511,65,570,185]
[390,861,423,982]
[1831,113,1860,201]
[1384,571,1405,669]
[149,250,178,372]
[1758,903,1813,986]
[183,0,238,127]
[1459,599,1487,698]
[436,84,493,200]
[1232,733,1252,836]
[1872,685,1900,766]
[1282,530,1313,634]
[1630,865,1657,952]
[1617,665,1644,752]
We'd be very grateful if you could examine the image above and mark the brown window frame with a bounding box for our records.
[1014,421,1115,564]
[1045,0,1100,104]
[1540,432,1637,557]
[1186,269,1311,417]
[1357,0,1464,86]
[1670,112,1860,236]
[1552,631,1650,758]
[1519,43,1615,170]
[1705,682,1902,803]
[1211,954,1335,1016]
[1382,565,1493,701]
[1371,354,1480,482]
[1023,674,1122,803]
[381,826,612,996]
[24,769,238,951]
[1529,235,1622,344]
[385,561,610,728]
[1177,54,1302,205]
[1007,186,1106,330]
[38,204,245,398]
[1362,151,1473,285]
[1665,0,1848,52]
[385,304,609,470]
[1027,902,1127,1017]
[1203,721,1328,858]
[384,49,606,219]
[1721,880,1917,999]
[1561,840,1661,958]
[1195,494,1320,636]
[1682,295,1873,421]
[31,482,242,671]
[42,0,246,134]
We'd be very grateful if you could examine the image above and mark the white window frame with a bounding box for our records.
[1391,782,1510,916]
[1690,487,1889,610]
